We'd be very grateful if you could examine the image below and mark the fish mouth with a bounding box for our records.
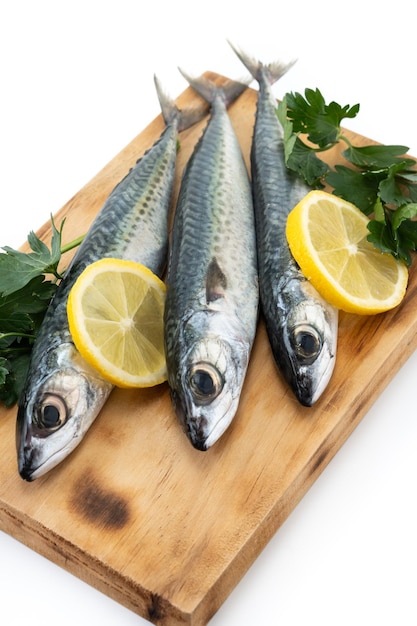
[289,354,336,407]
[19,463,35,482]
[18,445,59,481]
[170,388,209,450]
[17,424,74,481]
[16,418,50,481]
[189,431,209,452]
[294,382,316,408]
[18,461,47,482]
[170,386,235,451]
[17,406,37,481]
[17,439,42,482]
[185,416,215,451]
[288,365,317,406]
[270,349,334,407]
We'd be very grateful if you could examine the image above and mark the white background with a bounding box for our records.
[1,2,417,624]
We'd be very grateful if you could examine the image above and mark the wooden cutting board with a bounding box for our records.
[1,72,416,625]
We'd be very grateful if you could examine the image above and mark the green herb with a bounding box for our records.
[0,217,84,407]
[277,88,417,265]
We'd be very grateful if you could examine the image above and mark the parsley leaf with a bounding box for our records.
[279,88,417,264]
[0,217,84,407]
[0,217,64,296]
[284,88,360,149]
[0,353,31,407]
[326,166,381,215]
[344,144,413,170]
[287,136,329,187]
[278,95,329,187]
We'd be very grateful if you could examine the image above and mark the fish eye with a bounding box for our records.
[291,325,322,364]
[37,394,67,430]
[188,363,224,405]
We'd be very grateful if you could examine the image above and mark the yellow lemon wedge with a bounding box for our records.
[67,258,167,387]
[286,190,408,315]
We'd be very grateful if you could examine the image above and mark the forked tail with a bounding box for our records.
[178,67,249,108]
[228,40,296,86]
[154,74,209,132]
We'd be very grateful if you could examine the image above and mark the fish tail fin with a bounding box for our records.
[178,67,249,108]
[227,40,296,86]
[154,74,208,132]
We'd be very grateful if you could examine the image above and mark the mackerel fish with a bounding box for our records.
[17,77,203,480]
[164,72,259,451]
[231,45,338,406]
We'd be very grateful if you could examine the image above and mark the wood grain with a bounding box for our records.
[1,72,416,625]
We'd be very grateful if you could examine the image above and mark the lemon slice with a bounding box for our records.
[67,258,167,387]
[286,190,408,315]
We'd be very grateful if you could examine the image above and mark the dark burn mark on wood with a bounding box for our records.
[71,473,131,530]
[147,592,165,621]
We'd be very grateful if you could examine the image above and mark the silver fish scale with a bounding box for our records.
[250,73,309,287]
[165,96,257,347]
[34,120,178,351]
[17,90,207,480]
[164,88,258,450]
[249,67,338,406]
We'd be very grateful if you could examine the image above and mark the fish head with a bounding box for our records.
[280,280,338,406]
[169,312,250,451]
[16,343,112,481]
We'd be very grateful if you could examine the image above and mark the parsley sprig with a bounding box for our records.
[0,217,84,407]
[277,88,417,265]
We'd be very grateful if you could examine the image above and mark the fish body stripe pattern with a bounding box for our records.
[229,43,338,406]
[165,82,259,450]
[251,71,312,313]
[16,89,188,481]
[29,119,179,361]
[167,97,255,330]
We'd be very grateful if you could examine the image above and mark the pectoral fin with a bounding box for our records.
[206,258,227,303]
